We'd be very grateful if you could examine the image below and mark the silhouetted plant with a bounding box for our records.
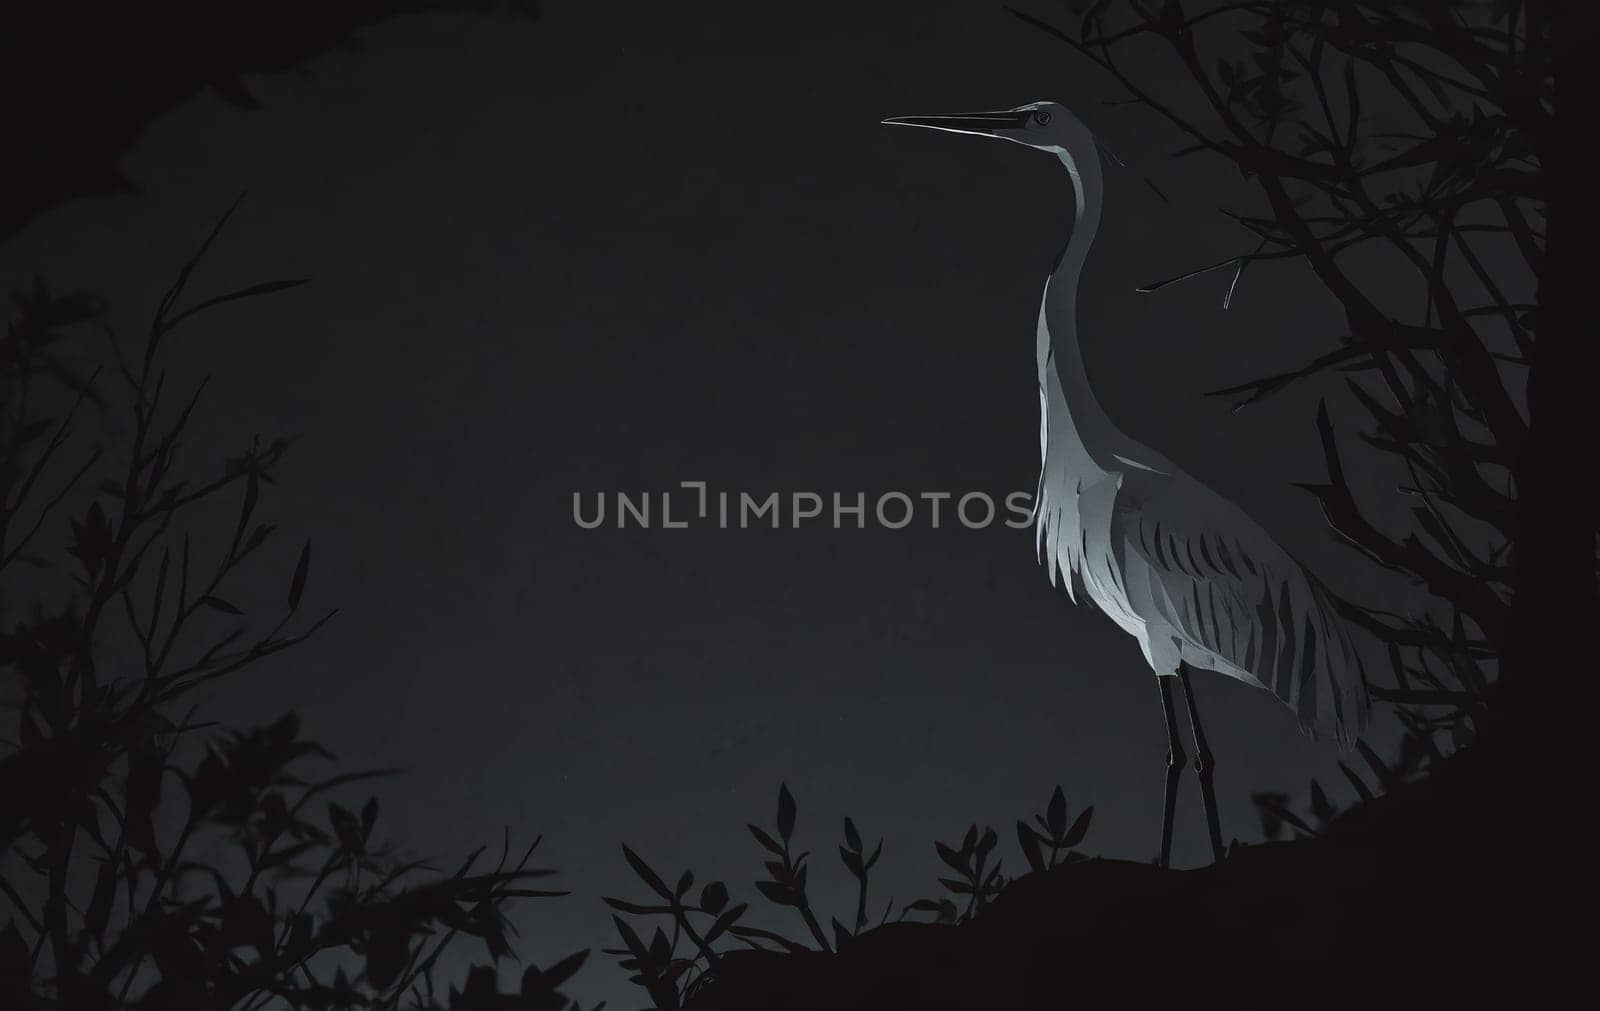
[603,784,855,1007]
[902,787,1092,924]
[0,205,592,1009]
[833,815,883,941]
[1252,728,1435,839]
[608,782,1091,1007]
[906,825,1003,924]
[1014,786,1094,876]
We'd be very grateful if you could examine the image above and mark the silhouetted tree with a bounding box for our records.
[0,207,593,1009]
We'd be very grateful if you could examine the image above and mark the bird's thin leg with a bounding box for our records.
[1177,664,1225,864]
[1157,675,1186,870]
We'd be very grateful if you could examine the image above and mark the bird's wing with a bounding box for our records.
[1115,474,1370,744]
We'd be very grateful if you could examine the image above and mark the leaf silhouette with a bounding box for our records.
[776,783,796,842]
[200,595,243,615]
[748,824,783,855]
[622,844,673,900]
[1016,821,1046,875]
[1046,786,1067,836]
[935,841,966,873]
[839,846,863,878]
[159,278,310,334]
[704,903,747,945]
[1062,806,1094,847]
[523,949,589,996]
[612,915,649,959]
[755,880,798,907]
[699,881,728,915]
[1309,780,1336,824]
[831,916,852,949]
[603,896,669,915]
[288,539,311,611]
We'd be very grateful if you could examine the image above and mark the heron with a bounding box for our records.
[883,101,1370,867]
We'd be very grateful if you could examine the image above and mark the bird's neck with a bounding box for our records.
[1036,146,1120,480]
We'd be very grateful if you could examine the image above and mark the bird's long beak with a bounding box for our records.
[880,110,1028,138]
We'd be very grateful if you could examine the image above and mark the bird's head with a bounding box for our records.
[882,100,1109,223]
[881,100,1094,157]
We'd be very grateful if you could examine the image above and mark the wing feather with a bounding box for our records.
[1118,478,1370,744]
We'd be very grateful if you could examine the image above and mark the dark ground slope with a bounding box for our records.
[687,729,1546,1010]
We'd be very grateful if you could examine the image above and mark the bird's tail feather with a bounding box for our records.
[1292,583,1371,750]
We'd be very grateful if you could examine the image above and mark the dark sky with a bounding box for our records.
[3,1,1425,1004]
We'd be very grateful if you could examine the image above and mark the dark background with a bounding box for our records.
[2,1,1425,1004]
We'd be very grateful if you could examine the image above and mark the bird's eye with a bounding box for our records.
[1033,110,1051,125]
